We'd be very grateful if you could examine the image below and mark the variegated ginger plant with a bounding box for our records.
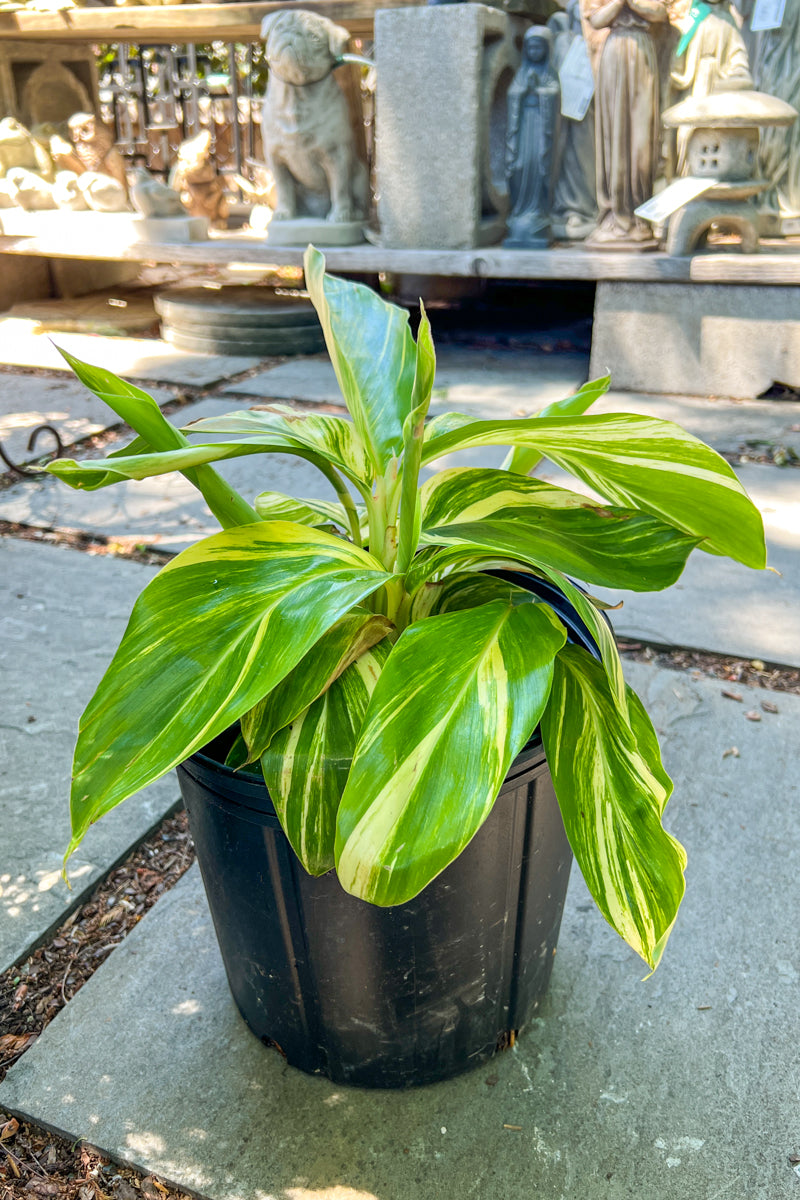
[48,246,766,971]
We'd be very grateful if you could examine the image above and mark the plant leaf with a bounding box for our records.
[184,406,371,487]
[502,375,611,475]
[241,609,393,760]
[304,245,417,472]
[260,640,390,875]
[420,467,700,591]
[541,645,687,970]
[421,412,766,568]
[335,598,567,904]
[254,491,352,531]
[396,305,436,574]
[52,348,257,527]
[67,522,391,858]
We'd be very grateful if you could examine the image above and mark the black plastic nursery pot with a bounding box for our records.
[176,578,599,1090]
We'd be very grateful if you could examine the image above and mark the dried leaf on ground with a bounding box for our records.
[745,710,762,722]
[722,689,743,702]
[762,700,779,714]
[722,746,740,759]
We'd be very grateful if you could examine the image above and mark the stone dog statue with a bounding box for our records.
[260,9,369,224]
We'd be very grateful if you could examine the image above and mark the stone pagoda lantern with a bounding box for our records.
[661,90,797,256]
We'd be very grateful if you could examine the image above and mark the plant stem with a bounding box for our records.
[316,461,363,546]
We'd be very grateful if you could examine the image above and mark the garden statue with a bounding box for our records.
[0,118,53,180]
[75,172,129,213]
[67,112,128,195]
[170,130,228,228]
[130,167,186,218]
[585,0,669,249]
[739,0,800,222]
[259,8,370,244]
[549,0,598,240]
[670,0,752,173]
[4,168,57,210]
[504,25,560,248]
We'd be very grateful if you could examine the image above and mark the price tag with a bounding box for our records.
[751,0,786,32]
[558,37,595,123]
[635,177,715,224]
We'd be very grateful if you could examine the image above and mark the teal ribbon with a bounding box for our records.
[677,2,712,56]
[676,3,739,57]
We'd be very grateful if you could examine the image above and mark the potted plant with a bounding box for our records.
[48,247,766,1088]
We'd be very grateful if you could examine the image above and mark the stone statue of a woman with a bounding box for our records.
[585,0,670,248]
[504,26,560,249]
[550,0,598,240]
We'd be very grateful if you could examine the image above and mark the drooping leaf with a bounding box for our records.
[541,645,687,970]
[241,609,393,760]
[420,467,700,591]
[67,522,391,858]
[304,245,417,472]
[254,491,352,531]
[52,348,257,527]
[502,374,611,475]
[335,597,567,905]
[260,640,390,875]
[421,412,766,568]
[183,405,371,488]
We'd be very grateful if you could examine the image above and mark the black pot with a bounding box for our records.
[177,577,599,1089]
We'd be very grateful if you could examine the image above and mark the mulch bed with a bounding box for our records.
[0,811,195,1200]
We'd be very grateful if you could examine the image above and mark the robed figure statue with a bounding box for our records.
[504,26,560,249]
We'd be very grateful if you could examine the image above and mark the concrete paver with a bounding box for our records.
[0,374,175,471]
[0,398,332,554]
[0,539,179,971]
[222,346,591,420]
[0,320,261,387]
[2,659,798,1199]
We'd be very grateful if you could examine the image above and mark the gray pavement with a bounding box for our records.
[2,659,799,1199]
[0,539,180,971]
[0,319,261,387]
[0,375,175,470]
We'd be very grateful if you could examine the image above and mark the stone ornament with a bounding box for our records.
[660,88,797,253]
[67,112,128,195]
[21,61,90,128]
[130,167,186,218]
[0,118,54,180]
[670,0,752,173]
[260,9,369,241]
[5,168,58,210]
[585,0,670,250]
[75,171,130,213]
[504,26,560,248]
[549,0,598,240]
[170,130,229,228]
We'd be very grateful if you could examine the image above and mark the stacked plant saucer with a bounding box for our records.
[154,286,325,356]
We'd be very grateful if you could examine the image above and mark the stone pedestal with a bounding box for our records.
[374,4,518,249]
[591,280,800,399]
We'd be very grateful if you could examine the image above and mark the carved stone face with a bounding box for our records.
[260,11,349,87]
[523,31,550,66]
[67,112,114,169]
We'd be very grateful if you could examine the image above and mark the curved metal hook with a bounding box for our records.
[0,423,65,478]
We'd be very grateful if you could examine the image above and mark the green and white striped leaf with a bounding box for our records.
[409,571,528,621]
[420,467,700,591]
[541,645,687,970]
[502,374,611,475]
[241,609,393,760]
[52,348,258,528]
[68,521,391,858]
[304,245,417,472]
[254,490,353,532]
[335,598,567,905]
[421,412,766,568]
[260,640,390,875]
[184,405,371,487]
[397,306,436,574]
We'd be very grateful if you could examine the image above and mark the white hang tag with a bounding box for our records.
[635,176,715,224]
[558,37,595,123]
[751,0,786,33]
